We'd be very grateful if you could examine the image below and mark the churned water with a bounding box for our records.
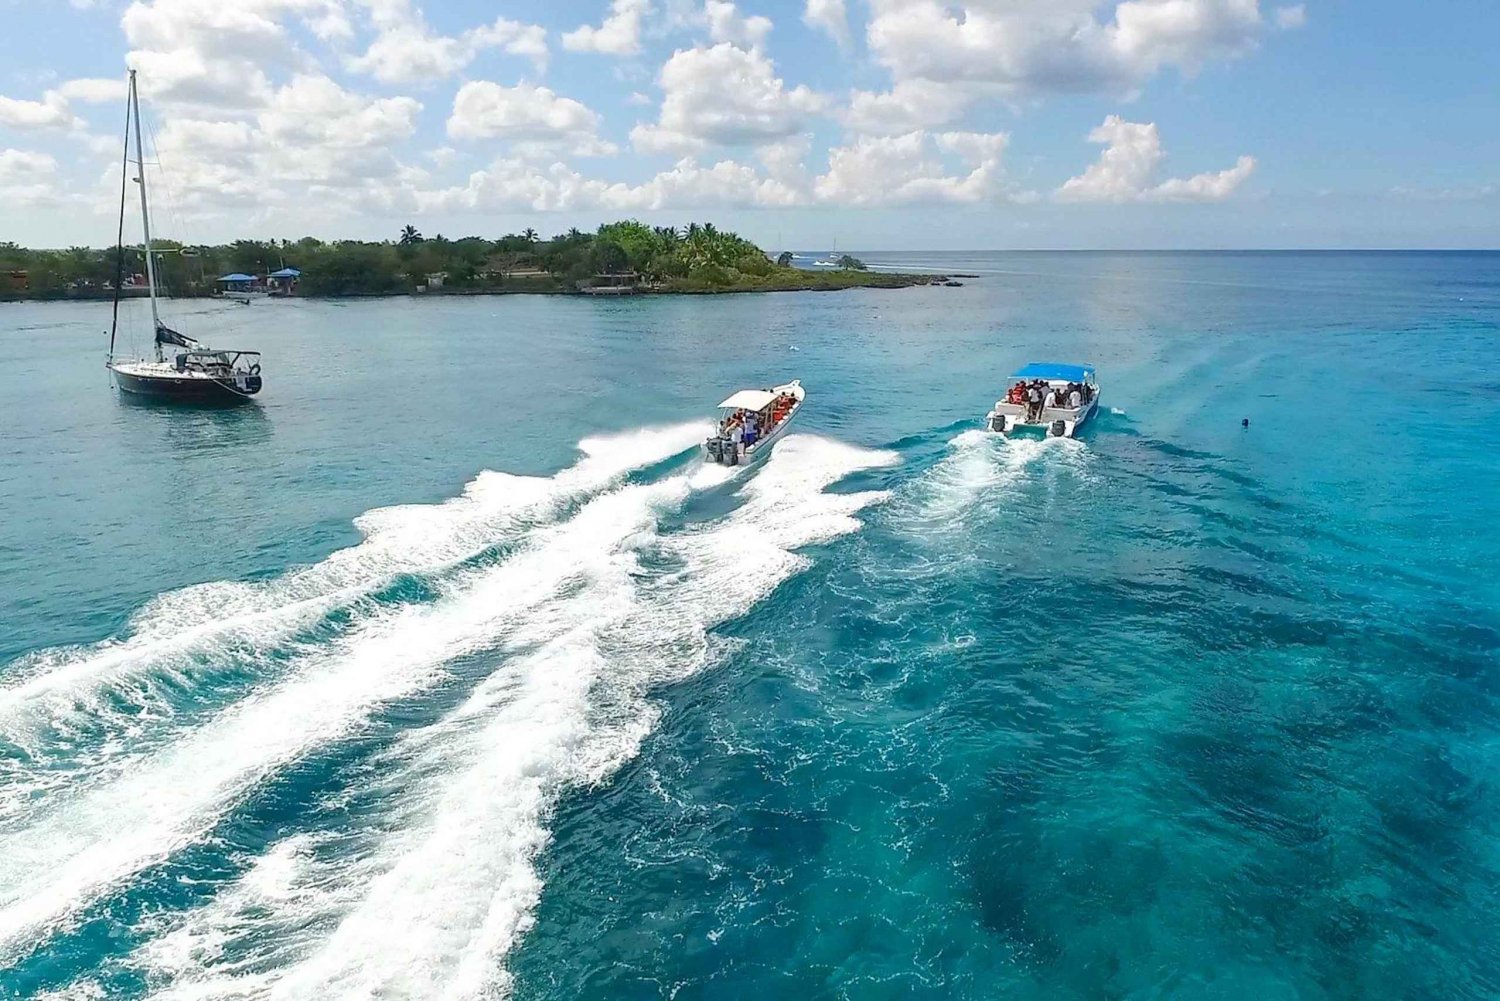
[1,252,1497,999]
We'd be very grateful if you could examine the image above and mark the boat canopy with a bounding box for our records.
[718,389,780,411]
[1011,362,1095,382]
[269,267,301,277]
[217,273,255,282]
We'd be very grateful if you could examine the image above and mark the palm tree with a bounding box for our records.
[522,227,538,245]
[398,224,422,245]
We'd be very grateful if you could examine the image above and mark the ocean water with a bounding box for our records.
[1,251,1498,999]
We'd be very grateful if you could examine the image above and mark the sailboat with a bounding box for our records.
[107,70,262,403]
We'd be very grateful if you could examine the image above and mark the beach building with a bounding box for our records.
[215,272,258,294]
[267,267,300,295]
[580,272,641,295]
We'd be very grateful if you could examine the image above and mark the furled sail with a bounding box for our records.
[155,321,199,348]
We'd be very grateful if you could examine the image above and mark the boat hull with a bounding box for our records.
[110,366,261,404]
[987,396,1099,437]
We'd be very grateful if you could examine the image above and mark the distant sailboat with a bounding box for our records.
[107,70,262,403]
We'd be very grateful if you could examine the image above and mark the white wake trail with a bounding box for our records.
[0,423,707,808]
[0,427,710,961]
[137,436,896,1001]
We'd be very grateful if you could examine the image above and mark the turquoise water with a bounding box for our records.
[1,252,1498,999]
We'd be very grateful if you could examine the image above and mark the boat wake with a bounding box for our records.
[900,429,1049,522]
[0,435,894,999]
[0,424,709,817]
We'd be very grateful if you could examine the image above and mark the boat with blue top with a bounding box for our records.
[986,362,1099,438]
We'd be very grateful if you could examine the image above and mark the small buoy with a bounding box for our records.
[1242,418,1250,428]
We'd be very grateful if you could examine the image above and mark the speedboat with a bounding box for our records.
[986,362,1098,438]
[704,380,804,465]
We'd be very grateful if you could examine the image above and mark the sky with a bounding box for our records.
[1,0,1498,250]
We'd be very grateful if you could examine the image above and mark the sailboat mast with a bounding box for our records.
[128,70,162,359]
[108,71,132,364]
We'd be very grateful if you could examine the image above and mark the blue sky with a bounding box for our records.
[2,0,1497,249]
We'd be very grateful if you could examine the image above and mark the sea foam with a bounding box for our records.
[0,425,709,961]
[130,436,896,1000]
[0,424,707,818]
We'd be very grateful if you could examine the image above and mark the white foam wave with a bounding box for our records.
[0,423,707,785]
[903,429,1049,523]
[0,430,713,961]
[134,435,894,1000]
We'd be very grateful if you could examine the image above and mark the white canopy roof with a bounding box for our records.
[717,389,779,411]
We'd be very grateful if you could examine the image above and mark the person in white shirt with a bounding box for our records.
[1068,387,1082,408]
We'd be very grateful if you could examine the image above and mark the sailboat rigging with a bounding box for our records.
[107,69,262,402]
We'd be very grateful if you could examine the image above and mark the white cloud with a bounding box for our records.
[814,130,1012,206]
[157,118,257,152]
[630,43,824,153]
[1055,115,1255,203]
[138,73,424,217]
[803,0,850,49]
[55,78,127,104]
[424,155,803,213]
[122,0,297,109]
[1389,183,1497,202]
[866,0,1282,104]
[844,80,967,135]
[0,93,78,130]
[259,74,420,161]
[704,0,772,48]
[563,0,651,56]
[0,149,61,204]
[447,81,617,157]
[1274,4,1306,29]
[348,3,548,84]
[422,126,1016,213]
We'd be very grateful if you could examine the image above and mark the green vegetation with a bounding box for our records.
[0,222,933,300]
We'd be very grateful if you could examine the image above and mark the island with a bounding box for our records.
[0,221,966,301]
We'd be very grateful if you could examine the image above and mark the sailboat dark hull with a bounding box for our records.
[110,366,261,404]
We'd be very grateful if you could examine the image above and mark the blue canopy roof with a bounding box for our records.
[217,273,255,282]
[269,267,301,277]
[1011,362,1095,382]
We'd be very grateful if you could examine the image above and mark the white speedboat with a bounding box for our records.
[704,380,804,465]
[986,363,1098,438]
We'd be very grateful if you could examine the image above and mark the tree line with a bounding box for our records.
[0,221,868,298]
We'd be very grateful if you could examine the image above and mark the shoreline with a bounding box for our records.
[0,271,977,304]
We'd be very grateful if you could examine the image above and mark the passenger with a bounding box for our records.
[1068,385,1082,409]
[1026,383,1041,420]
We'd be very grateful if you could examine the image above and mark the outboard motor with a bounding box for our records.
[1050,419,1067,437]
[706,436,723,464]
